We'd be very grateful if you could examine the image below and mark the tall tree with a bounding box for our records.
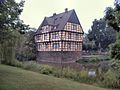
[16,30,37,61]
[87,19,116,51]
[105,1,120,76]
[105,0,120,32]
[0,0,28,64]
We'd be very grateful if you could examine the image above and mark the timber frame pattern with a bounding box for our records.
[35,8,84,63]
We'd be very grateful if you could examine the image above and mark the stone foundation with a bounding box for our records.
[37,51,82,63]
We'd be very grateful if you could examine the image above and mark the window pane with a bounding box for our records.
[72,24,77,30]
[52,43,59,49]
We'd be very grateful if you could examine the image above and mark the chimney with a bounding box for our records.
[53,13,56,16]
[65,8,68,12]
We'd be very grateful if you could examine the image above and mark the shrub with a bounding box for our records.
[110,59,120,71]
[22,61,53,75]
[102,69,120,88]
[110,37,120,60]
[39,65,53,75]
[53,69,62,78]
[10,59,23,67]
[22,61,41,72]
[62,67,77,79]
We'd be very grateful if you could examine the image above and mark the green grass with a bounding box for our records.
[0,64,109,90]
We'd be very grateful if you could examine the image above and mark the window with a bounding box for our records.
[68,32,72,39]
[44,34,47,40]
[36,35,41,41]
[52,43,59,49]
[37,43,41,50]
[76,33,79,40]
[72,24,77,30]
[67,23,71,30]
[54,26,56,29]
[52,32,59,39]
[68,42,71,49]
[52,33,55,39]
[46,26,49,31]
[45,43,48,49]
[64,42,67,48]
[75,42,79,49]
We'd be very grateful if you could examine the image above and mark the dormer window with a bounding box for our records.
[60,16,62,19]
[54,26,56,29]
[55,18,57,20]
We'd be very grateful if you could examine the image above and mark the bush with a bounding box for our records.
[110,37,120,60]
[10,60,23,67]
[39,65,53,75]
[110,59,120,71]
[22,61,53,75]
[2,59,23,68]
[102,69,120,88]
[79,70,97,84]
[52,69,62,78]
[62,67,77,79]
[22,61,41,72]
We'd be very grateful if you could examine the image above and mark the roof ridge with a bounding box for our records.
[48,9,74,18]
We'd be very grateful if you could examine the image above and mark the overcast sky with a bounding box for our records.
[16,0,114,33]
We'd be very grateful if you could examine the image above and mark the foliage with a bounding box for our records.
[87,19,116,51]
[102,69,120,88]
[40,65,53,75]
[105,1,120,74]
[0,31,21,64]
[111,59,120,70]
[22,61,41,71]
[105,1,120,32]
[18,61,97,85]
[22,61,53,75]
[83,34,97,51]
[0,0,28,64]
[77,55,110,64]
[60,67,77,79]
[109,36,120,60]
[0,0,28,43]
[3,60,120,89]
[16,31,37,61]
[0,64,109,90]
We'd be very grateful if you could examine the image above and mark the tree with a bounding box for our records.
[87,19,116,51]
[82,34,97,51]
[105,1,120,32]
[104,0,120,60]
[16,30,37,61]
[0,0,28,64]
[105,1,120,80]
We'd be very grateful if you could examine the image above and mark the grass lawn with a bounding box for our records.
[0,64,110,90]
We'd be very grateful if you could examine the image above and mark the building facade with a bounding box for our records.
[35,9,84,63]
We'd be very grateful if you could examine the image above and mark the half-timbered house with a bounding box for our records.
[35,9,84,63]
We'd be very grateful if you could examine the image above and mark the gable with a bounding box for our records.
[68,10,80,25]
[40,17,48,27]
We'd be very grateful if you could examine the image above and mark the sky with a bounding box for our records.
[16,0,114,33]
